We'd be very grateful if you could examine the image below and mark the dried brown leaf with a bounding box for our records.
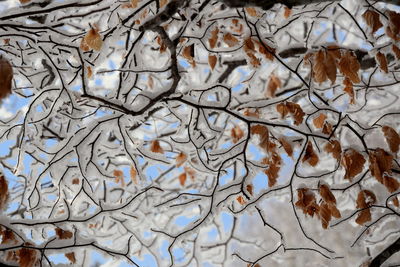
[313,113,327,129]
[356,209,372,225]
[324,140,341,161]
[209,27,219,49]
[178,172,187,186]
[130,166,137,184]
[0,175,8,210]
[0,227,16,244]
[81,26,103,51]
[387,11,400,40]
[295,188,319,217]
[265,74,281,98]
[0,57,13,101]
[236,195,246,205]
[55,227,73,239]
[320,201,332,229]
[17,247,37,267]
[263,152,282,187]
[376,52,388,73]
[369,148,393,183]
[246,184,253,196]
[65,252,76,264]
[342,149,365,181]
[393,196,399,207]
[393,44,400,60]
[150,140,164,154]
[338,51,360,84]
[313,50,328,84]
[176,152,187,167]
[382,175,399,193]
[322,122,333,135]
[302,141,319,166]
[279,137,293,157]
[182,44,195,67]
[362,10,383,34]
[71,178,80,185]
[245,7,258,17]
[223,33,239,47]
[283,6,292,18]
[231,124,244,143]
[159,0,168,8]
[208,54,217,70]
[382,126,400,153]
[343,77,355,104]
[319,184,336,205]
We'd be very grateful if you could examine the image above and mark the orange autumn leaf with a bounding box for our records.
[150,140,164,154]
[0,56,13,101]
[362,10,383,34]
[236,195,246,205]
[130,166,137,184]
[279,137,293,157]
[369,148,393,183]
[244,108,260,118]
[178,172,187,186]
[246,184,253,196]
[55,227,73,239]
[342,149,365,181]
[245,7,258,17]
[322,122,333,135]
[113,169,125,186]
[208,54,217,70]
[256,40,275,61]
[176,152,187,167]
[265,74,281,98]
[302,141,319,166]
[387,11,400,40]
[355,190,376,225]
[223,33,239,47]
[338,51,360,84]
[231,124,244,143]
[313,113,327,129]
[324,140,342,161]
[209,27,219,49]
[329,204,341,219]
[382,126,400,153]
[376,52,388,73]
[277,102,305,125]
[184,166,196,180]
[65,252,76,264]
[312,50,337,84]
[87,66,93,79]
[326,45,342,60]
[319,184,336,205]
[283,6,292,18]
[251,125,271,152]
[17,247,37,267]
[343,77,355,104]
[80,26,103,51]
[393,45,400,60]
[356,209,372,225]
[71,178,80,185]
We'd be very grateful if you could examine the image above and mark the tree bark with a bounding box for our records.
[369,236,400,267]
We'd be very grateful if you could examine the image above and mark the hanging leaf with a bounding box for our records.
[313,113,327,129]
[382,126,400,153]
[182,44,195,67]
[295,188,319,217]
[55,228,73,239]
[208,54,217,70]
[313,50,327,84]
[71,178,80,185]
[0,227,16,244]
[343,77,355,104]
[0,175,9,211]
[246,184,253,196]
[231,124,244,143]
[236,195,246,205]
[342,149,365,181]
[355,190,376,225]
[319,184,336,205]
[376,52,388,73]
[17,247,37,267]
[65,252,76,264]
[251,125,272,152]
[255,40,275,61]
[283,6,292,18]
[113,169,125,186]
[80,26,103,51]
[324,140,342,161]
[184,166,196,180]
[279,137,293,157]
[263,152,282,187]
[338,51,360,83]
[223,33,239,47]
[302,141,319,166]
[176,152,187,167]
[245,7,258,17]
[382,175,399,193]
[369,148,393,183]
[244,108,260,118]
[393,44,400,60]
[130,166,137,184]
[322,122,333,135]
[0,56,13,101]
[386,11,400,40]
[319,201,332,229]
[265,74,281,98]
[362,10,383,34]
[178,172,187,186]
[276,102,305,125]
[150,140,164,154]
[393,196,399,207]
[209,27,219,49]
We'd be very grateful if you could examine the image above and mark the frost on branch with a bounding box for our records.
[1,0,400,266]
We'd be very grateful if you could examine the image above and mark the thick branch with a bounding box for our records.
[370,236,400,267]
